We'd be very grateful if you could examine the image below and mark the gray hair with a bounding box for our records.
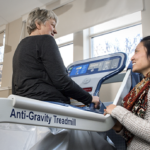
[27,7,58,35]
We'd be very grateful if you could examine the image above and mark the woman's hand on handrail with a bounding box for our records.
[104,104,123,132]
[92,96,100,108]
[104,104,116,115]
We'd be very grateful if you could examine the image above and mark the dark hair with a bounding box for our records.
[141,36,150,57]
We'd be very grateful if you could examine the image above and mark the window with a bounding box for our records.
[0,33,5,86]
[59,44,73,67]
[90,12,141,35]
[0,64,3,86]
[91,24,142,67]
[0,33,5,62]
[55,34,73,67]
[55,34,73,45]
[90,12,142,67]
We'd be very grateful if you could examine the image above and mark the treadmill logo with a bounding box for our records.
[10,109,52,124]
[10,109,76,126]
[53,115,76,126]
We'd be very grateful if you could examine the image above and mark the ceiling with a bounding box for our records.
[0,0,56,26]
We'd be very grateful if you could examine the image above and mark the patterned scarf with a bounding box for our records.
[122,72,150,145]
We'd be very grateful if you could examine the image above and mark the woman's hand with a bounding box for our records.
[92,96,100,108]
[104,104,123,132]
[104,104,117,115]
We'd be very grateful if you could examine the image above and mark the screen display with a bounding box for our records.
[69,64,89,76]
[110,58,120,69]
[98,62,104,71]
[88,63,99,70]
[102,60,111,70]
[68,56,121,77]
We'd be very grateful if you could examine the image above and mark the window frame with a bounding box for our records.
[0,31,5,62]
[57,41,73,49]
[90,21,142,58]
[0,31,5,85]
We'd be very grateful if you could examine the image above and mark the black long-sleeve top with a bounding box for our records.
[12,35,92,105]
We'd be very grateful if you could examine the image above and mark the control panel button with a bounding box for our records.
[82,78,91,84]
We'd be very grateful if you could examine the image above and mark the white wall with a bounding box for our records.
[141,0,150,37]
[1,18,22,88]
[100,83,122,102]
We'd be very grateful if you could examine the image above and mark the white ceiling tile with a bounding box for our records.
[0,0,57,26]
[0,16,7,27]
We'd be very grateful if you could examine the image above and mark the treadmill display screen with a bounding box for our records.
[68,56,121,77]
[69,64,89,76]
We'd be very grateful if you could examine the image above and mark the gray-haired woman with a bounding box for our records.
[12,8,115,150]
[13,7,99,107]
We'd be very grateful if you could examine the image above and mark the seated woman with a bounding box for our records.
[12,8,99,108]
[104,36,150,150]
[12,8,115,150]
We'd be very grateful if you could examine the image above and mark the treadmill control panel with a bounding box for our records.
[68,56,121,77]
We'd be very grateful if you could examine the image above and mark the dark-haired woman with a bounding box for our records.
[104,36,150,150]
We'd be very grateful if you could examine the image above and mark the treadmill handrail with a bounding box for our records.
[113,69,131,105]
[9,95,106,121]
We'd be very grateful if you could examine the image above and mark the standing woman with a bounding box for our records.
[104,36,150,150]
[12,7,99,107]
